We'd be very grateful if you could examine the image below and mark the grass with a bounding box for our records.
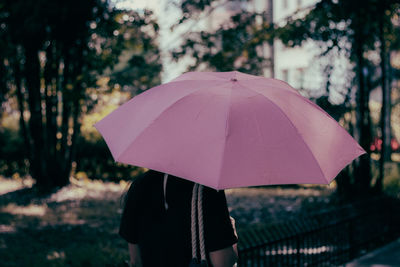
[1,223,128,267]
[0,177,130,267]
[0,173,399,266]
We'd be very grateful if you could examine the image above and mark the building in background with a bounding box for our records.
[273,0,320,89]
[273,0,353,102]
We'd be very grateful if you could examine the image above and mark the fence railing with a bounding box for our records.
[237,195,400,267]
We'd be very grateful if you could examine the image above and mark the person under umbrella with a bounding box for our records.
[119,169,238,267]
[95,71,366,266]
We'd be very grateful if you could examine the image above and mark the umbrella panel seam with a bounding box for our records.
[216,83,234,190]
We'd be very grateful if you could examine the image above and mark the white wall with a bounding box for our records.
[273,0,320,88]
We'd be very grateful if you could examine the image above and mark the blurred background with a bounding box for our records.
[0,0,399,266]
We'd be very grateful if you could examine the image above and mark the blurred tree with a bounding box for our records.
[171,0,273,75]
[106,9,162,94]
[275,0,400,197]
[0,0,161,189]
[376,0,400,192]
[173,0,400,197]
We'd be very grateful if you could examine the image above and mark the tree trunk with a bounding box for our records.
[13,52,32,164]
[268,0,274,78]
[68,84,82,181]
[335,167,354,199]
[353,38,372,195]
[24,43,49,188]
[67,46,85,181]
[57,47,72,187]
[376,15,392,193]
[44,41,64,186]
[44,41,55,160]
[0,54,8,107]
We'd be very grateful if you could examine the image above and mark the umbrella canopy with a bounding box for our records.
[94,71,365,190]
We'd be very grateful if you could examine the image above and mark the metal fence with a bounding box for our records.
[237,195,400,267]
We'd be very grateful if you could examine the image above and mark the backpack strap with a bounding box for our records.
[197,184,207,263]
[191,183,199,261]
[191,183,208,266]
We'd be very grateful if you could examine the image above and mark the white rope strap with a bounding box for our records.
[191,183,199,260]
[197,184,206,262]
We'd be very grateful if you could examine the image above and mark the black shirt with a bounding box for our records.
[119,170,238,267]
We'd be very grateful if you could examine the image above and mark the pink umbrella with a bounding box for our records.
[94,71,365,190]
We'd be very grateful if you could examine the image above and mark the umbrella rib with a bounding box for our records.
[215,83,235,190]
[153,78,219,88]
[203,71,261,80]
[244,80,302,98]
[238,83,328,183]
[170,72,265,83]
[183,72,230,80]
[261,78,301,94]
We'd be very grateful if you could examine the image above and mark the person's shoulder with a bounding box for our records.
[125,169,161,199]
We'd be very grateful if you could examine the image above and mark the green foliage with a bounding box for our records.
[0,0,162,186]
[0,219,128,267]
[382,162,400,197]
[314,95,350,122]
[172,1,273,74]
[275,0,400,196]
[0,127,28,177]
[0,183,131,266]
[276,0,399,50]
[174,0,218,25]
[75,136,144,181]
[108,10,162,95]
[274,0,400,105]
[275,0,400,91]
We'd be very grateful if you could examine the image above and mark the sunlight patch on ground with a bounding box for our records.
[0,176,127,228]
[47,250,66,260]
[49,178,126,202]
[0,176,34,195]
[1,203,47,216]
[0,224,16,234]
[58,210,86,226]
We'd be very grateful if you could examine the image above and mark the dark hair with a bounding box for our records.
[120,171,148,209]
